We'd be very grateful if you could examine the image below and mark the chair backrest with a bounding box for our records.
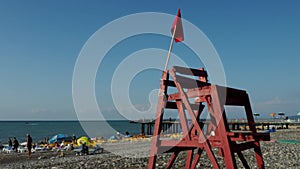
[169,66,210,89]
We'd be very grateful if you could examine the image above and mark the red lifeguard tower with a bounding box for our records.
[148,66,270,169]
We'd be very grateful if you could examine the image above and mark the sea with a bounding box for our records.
[0,121,141,144]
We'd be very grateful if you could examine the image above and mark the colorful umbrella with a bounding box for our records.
[77,136,90,146]
[48,134,66,144]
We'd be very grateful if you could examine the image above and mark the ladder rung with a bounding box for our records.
[165,102,203,111]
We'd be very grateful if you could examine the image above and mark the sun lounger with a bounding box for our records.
[74,145,103,155]
[2,146,13,153]
[18,147,27,153]
[88,145,104,155]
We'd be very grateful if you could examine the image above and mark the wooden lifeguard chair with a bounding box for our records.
[148,66,270,169]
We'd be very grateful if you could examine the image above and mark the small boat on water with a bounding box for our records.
[25,122,38,126]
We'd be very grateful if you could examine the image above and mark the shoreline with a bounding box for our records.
[0,129,299,168]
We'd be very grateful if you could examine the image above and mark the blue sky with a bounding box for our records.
[0,1,299,120]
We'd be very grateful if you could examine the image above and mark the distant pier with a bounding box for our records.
[130,119,182,135]
[131,119,299,135]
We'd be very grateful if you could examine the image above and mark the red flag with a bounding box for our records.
[171,9,184,42]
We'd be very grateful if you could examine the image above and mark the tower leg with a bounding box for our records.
[166,151,179,169]
[185,150,194,169]
[190,148,203,169]
[148,71,169,169]
[210,85,238,169]
[253,141,265,169]
[237,152,250,169]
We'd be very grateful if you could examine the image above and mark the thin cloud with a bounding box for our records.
[30,107,49,114]
[264,96,282,105]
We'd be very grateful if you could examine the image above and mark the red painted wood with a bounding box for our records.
[148,67,269,169]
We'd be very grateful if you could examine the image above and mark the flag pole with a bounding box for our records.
[164,25,177,71]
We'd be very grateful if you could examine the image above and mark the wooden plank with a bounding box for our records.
[165,101,202,111]
[173,66,208,77]
[175,75,210,89]
[169,85,248,105]
[237,152,251,169]
[253,133,270,141]
[231,141,256,152]
[166,152,179,169]
[167,93,181,100]
[176,100,190,140]
[210,85,247,97]
[186,87,211,98]
[225,98,246,106]
[163,80,176,87]
[165,102,178,109]
[168,88,210,100]
[148,71,169,169]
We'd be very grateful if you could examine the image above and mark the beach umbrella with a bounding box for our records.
[253,113,260,120]
[77,136,90,146]
[278,112,285,118]
[269,113,276,118]
[48,134,66,144]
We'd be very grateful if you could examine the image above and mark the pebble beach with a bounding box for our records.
[0,129,299,169]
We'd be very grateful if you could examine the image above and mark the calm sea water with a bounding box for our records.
[0,121,141,144]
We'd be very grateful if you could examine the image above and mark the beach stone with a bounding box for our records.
[60,152,65,157]
[38,156,46,159]
[0,130,299,169]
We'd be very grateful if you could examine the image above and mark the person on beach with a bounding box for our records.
[13,137,19,152]
[65,143,73,151]
[60,141,65,148]
[125,131,131,138]
[26,134,33,158]
[81,142,88,155]
[43,137,48,144]
[8,137,12,148]
[115,132,122,140]
[55,142,60,148]
[72,134,76,144]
